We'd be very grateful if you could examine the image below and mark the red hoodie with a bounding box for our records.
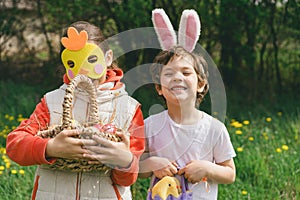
[6,69,145,186]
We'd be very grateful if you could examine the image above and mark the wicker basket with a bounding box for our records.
[38,74,121,172]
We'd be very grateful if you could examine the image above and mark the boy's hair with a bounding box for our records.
[60,21,118,69]
[150,46,209,107]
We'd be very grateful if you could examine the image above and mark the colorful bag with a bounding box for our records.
[147,175,193,200]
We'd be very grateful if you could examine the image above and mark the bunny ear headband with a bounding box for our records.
[152,8,201,52]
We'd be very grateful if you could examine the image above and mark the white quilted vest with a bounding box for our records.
[33,83,139,200]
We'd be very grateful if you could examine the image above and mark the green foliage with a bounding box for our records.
[0,80,50,116]
[1,0,299,95]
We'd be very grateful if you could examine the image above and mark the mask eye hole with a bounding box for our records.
[67,60,75,68]
[88,55,98,63]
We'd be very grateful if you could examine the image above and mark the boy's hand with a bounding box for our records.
[151,157,178,179]
[46,129,87,159]
[178,160,211,184]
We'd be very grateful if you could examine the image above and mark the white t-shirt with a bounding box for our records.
[144,110,236,200]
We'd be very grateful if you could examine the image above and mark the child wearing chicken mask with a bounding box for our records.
[6,21,145,200]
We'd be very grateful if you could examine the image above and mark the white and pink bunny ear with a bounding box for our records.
[178,9,201,52]
[152,8,177,50]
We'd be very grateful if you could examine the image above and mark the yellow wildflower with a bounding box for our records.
[0,148,6,154]
[248,137,254,141]
[276,148,282,153]
[17,115,27,122]
[231,121,243,128]
[0,171,3,175]
[5,163,10,169]
[235,130,243,135]
[0,166,5,171]
[263,132,268,140]
[237,147,243,152]
[277,112,282,116]
[241,190,248,195]
[243,120,250,125]
[19,169,25,175]
[11,169,17,174]
[282,145,288,151]
[266,117,272,122]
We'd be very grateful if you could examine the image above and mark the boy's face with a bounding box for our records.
[157,55,201,106]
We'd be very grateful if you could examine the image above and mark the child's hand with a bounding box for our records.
[46,129,87,159]
[151,157,178,179]
[178,160,211,184]
[82,131,133,168]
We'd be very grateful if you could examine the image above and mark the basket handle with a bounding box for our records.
[62,75,99,129]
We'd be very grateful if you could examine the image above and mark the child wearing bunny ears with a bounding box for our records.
[139,9,236,199]
[6,21,145,200]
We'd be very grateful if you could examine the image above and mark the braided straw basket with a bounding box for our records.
[38,74,122,172]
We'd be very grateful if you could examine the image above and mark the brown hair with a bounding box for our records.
[60,21,118,69]
[150,46,209,107]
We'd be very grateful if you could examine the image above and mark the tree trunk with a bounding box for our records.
[269,2,282,92]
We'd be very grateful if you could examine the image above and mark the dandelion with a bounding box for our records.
[8,116,14,121]
[5,163,10,169]
[231,121,243,128]
[282,145,289,151]
[263,132,269,140]
[266,117,272,122]
[248,136,254,141]
[0,148,6,154]
[3,158,10,163]
[19,169,25,175]
[17,114,27,122]
[0,166,5,171]
[241,190,248,195]
[235,130,243,135]
[11,169,17,174]
[276,148,282,153]
[243,120,250,125]
[237,147,243,152]
[277,112,282,116]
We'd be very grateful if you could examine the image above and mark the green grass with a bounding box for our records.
[0,80,299,199]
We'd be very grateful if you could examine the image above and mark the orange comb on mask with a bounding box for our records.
[61,27,88,51]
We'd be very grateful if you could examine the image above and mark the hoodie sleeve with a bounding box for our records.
[111,106,145,186]
[6,97,55,166]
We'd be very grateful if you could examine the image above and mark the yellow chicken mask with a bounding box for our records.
[61,27,107,80]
